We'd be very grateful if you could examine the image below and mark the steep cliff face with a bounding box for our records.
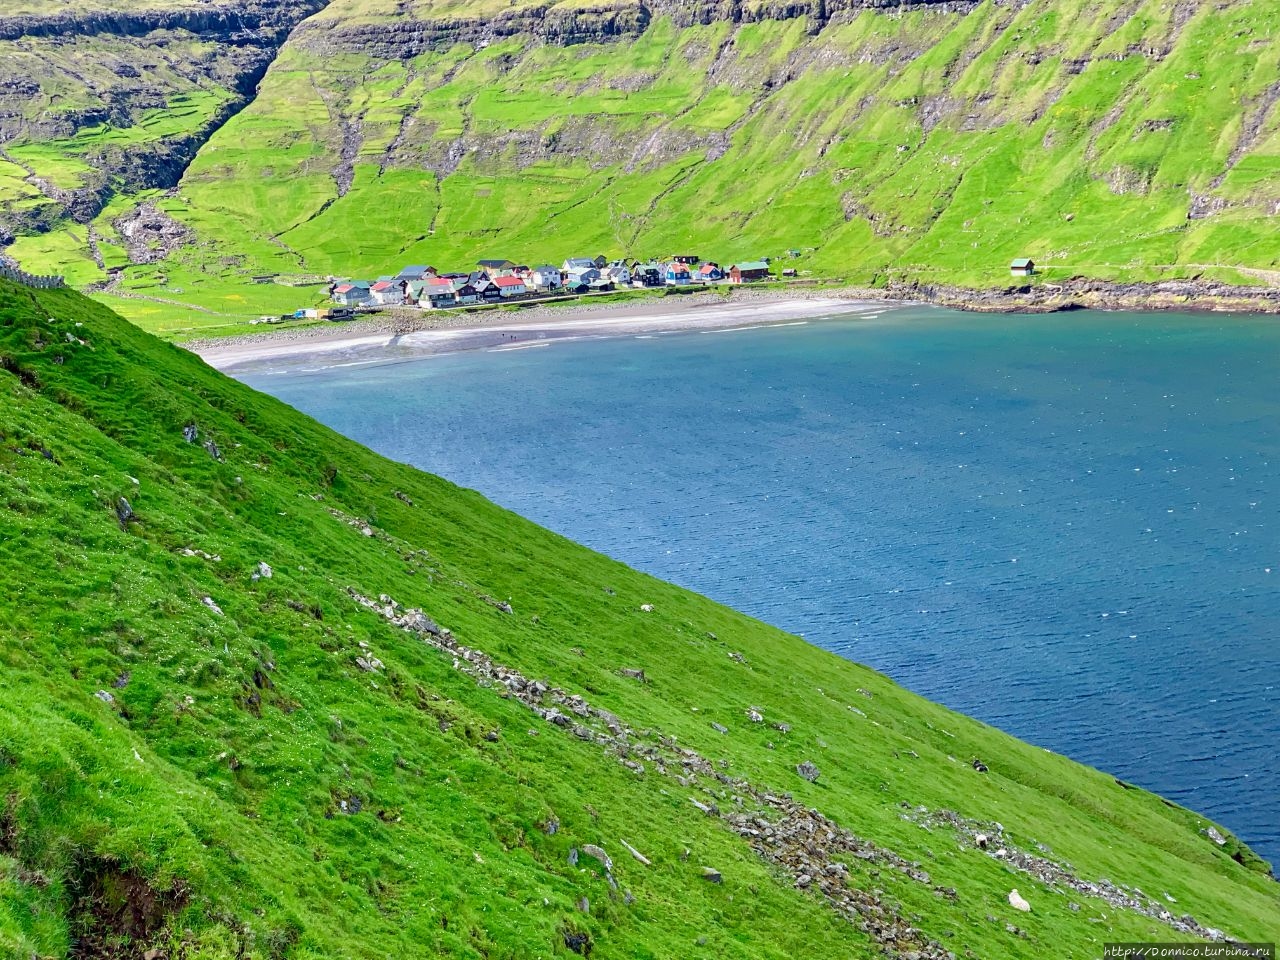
[0,3,321,42]
[293,0,975,56]
[0,0,329,254]
[7,0,1280,304]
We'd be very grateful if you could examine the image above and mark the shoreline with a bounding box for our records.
[188,276,1280,371]
[887,276,1280,316]
[190,292,883,371]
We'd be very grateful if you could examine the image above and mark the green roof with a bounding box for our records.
[734,261,771,272]
[1010,258,1034,268]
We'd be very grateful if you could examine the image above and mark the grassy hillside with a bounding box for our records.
[4,0,1280,333]
[1,281,1277,958]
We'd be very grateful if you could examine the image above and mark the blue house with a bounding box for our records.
[664,262,692,285]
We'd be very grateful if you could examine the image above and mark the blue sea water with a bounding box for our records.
[242,305,1280,865]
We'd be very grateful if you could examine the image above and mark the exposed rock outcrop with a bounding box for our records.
[113,202,195,264]
[886,277,1280,315]
[0,2,328,44]
[295,0,977,57]
[347,584,1234,955]
[0,0,332,246]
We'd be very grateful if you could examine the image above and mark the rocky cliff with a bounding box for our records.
[294,0,976,56]
[0,0,329,250]
[6,0,1280,303]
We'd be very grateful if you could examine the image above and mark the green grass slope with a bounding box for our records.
[7,0,1280,331]
[1,280,1277,959]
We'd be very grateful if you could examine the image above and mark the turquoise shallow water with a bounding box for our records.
[242,304,1280,865]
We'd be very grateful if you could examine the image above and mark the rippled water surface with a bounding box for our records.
[243,305,1280,864]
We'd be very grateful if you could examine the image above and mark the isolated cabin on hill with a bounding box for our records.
[1010,258,1036,277]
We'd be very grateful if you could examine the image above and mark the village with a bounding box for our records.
[324,254,786,316]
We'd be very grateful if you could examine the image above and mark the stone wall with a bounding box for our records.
[0,263,64,289]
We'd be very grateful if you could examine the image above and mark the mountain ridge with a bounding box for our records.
[0,0,331,250]
[2,0,1280,333]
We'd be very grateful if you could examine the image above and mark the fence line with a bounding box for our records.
[0,263,65,289]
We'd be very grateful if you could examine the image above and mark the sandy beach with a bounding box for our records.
[191,291,888,372]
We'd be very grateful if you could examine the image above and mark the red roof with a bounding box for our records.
[494,276,526,288]
[333,284,354,293]
[427,277,453,286]
[371,281,396,291]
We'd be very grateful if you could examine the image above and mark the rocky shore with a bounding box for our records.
[885,277,1280,315]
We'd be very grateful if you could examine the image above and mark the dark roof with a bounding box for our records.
[477,259,515,269]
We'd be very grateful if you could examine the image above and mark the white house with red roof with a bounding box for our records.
[369,277,402,305]
[493,276,528,298]
[330,280,372,306]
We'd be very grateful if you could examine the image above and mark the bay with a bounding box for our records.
[242,304,1280,865]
